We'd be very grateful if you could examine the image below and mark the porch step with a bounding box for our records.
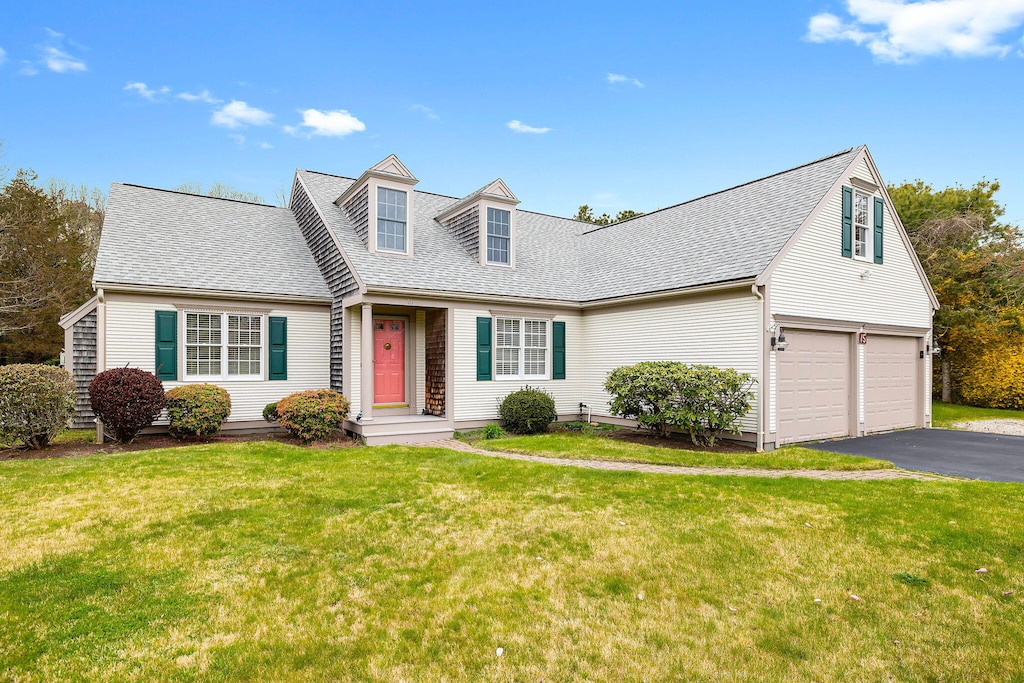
[345,416,454,446]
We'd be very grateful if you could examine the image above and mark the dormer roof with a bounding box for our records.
[435,178,520,222]
[335,154,418,207]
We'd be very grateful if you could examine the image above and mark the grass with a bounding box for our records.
[3,442,1021,681]
[933,401,1024,428]
[477,431,894,471]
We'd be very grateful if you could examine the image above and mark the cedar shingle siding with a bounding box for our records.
[291,179,359,391]
[443,207,480,259]
[71,311,97,428]
[343,184,370,245]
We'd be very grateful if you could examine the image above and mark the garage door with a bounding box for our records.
[777,330,851,444]
[865,335,919,433]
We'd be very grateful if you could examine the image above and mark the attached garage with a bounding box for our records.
[865,335,920,433]
[776,329,852,444]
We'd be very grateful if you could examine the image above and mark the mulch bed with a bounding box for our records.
[553,424,754,454]
[0,430,359,462]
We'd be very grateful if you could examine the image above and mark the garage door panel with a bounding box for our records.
[777,330,851,444]
[865,335,918,433]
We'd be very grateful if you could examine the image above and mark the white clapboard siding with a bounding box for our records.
[452,307,584,421]
[770,155,933,329]
[104,292,330,423]
[580,291,761,431]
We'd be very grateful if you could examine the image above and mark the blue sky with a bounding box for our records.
[2,0,1024,224]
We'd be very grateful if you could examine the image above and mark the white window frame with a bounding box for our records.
[485,207,512,266]
[375,186,408,254]
[853,188,873,262]
[183,311,265,381]
[494,316,550,380]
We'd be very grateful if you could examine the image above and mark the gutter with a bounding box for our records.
[93,281,333,305]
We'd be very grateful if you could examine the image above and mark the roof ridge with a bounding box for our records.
[116,182,283,208]
[580,145,865,235]
[299,169,581,225]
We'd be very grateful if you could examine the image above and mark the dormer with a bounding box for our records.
[435,179,520,268]
[335,154,418,256]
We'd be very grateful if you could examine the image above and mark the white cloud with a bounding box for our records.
[507,120,551,134]
[258,141,274,149]
[0,47,7,66]
[124,82,170,100]
[607,72,644,87]
[411,103,439,119]
[177,89,221,104]
[291,109,366,137]
[229,134,246,148]
[211,100,273,128]
[40,29,86,72]
[807,0,1024,62]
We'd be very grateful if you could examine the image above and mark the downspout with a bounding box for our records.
[751,283,765,452]
[95,287,106,445]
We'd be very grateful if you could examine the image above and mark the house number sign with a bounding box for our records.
[858,332,868,345]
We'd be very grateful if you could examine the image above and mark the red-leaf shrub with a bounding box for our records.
[165,383,232,438]
[89,368,167,443]
[275,389,350,442]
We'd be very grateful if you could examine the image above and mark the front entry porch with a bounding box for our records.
[342,301,454,444]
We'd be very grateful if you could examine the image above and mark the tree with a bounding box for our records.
[573,204,643,226]
[0,170,103,363]
[888,179,1024,402]
[175,181,265,204]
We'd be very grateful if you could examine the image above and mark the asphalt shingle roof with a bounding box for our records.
[93,184,331,299]
[578,146,863,301]
[94,147,863,304]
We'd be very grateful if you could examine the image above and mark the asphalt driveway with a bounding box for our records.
[808,429,1024,482]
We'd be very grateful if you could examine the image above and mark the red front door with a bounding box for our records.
[373,319,406,404]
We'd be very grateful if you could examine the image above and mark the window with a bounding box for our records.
[853,189,871,259]
[377,187,407,252]
[486,207,511,265]
[185,312,262,378]
[495,317,547,379]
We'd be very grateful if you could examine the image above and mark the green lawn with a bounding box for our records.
[933,401,1024,428]
[477,432,893,470]
[2,442,1022,681]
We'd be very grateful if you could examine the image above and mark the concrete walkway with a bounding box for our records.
[423,439,947,481]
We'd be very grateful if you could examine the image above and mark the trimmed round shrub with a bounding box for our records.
[498,386,557,434]
[165,384,232,438]
[0,364,76,449]
[276,389,350,443]
[263,401,279,423]
[89,368,166,443]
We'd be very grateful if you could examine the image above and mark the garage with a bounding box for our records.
[777,329,851,444]
[865,335,919,433]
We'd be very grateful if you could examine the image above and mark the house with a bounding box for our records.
[64,145,938,448]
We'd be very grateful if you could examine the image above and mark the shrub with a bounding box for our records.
[263,401,280,423]
[89,367,166,443]
[498,386,557,434]
[959,336,1024,410]
[276,389,350,442]
[481,423,505,439]
[604,361,755,447]
[165,384,232,438]
[0,364,76,449]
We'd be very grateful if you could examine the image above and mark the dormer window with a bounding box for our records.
[486,207,511,265]
[335,154,418,256]
[437,178,520,268]
[377,187,408,253]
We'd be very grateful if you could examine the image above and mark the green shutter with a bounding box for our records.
[269,316,287,380]
[154,310,177,381]
[476,317,492,381]
[552,321,566,380]
[873,196,884,264]
[841,185,853,258]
